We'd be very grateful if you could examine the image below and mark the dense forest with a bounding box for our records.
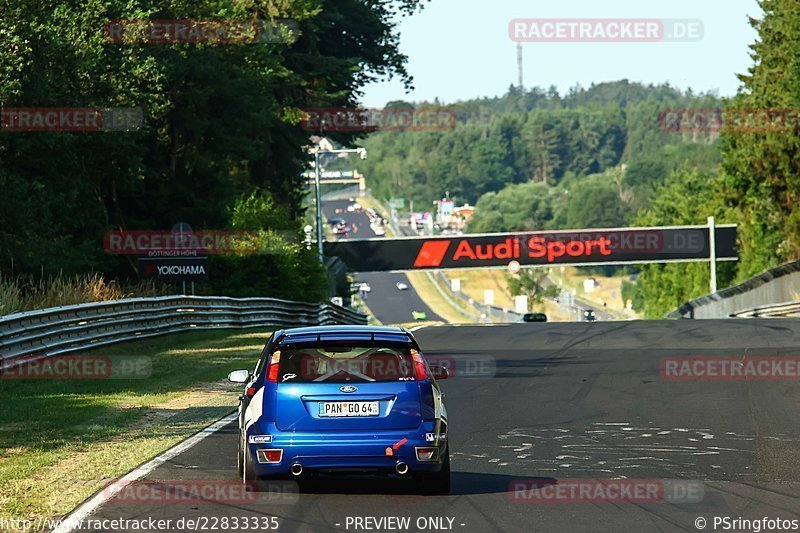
[0,0,425,302]
[358,81,728,316]
[2,1,797,319]
[359,81,722,209]
[360,1,800,317]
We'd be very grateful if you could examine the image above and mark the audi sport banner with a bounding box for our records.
[137,256,209,282]
[324,225,737,272]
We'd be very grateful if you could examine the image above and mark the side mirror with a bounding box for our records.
[228,369,251,383]
[430,364,450,380]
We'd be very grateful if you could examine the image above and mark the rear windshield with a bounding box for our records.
[277,345,415,383]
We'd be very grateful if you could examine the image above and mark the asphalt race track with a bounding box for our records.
[321,197,442,324]
[354,271,443,325]
[321,194,609,324]
[83,319,800,532]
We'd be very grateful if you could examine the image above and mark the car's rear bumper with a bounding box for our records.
[246,422,447,476]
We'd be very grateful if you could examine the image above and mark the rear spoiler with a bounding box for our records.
[275,331,417,348]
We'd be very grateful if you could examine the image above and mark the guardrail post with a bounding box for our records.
[708,216,717,294]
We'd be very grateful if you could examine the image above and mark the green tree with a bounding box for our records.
[208,190,327,301]
[720,0,800,278]
[633,167,735,318]
[468,181,553,233]
[0,0,425,293]
[565,173,631,229]
[505,269,558,308]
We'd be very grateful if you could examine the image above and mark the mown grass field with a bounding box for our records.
[0,328,271,525]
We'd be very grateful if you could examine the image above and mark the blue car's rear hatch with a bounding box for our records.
[273,332,422,431]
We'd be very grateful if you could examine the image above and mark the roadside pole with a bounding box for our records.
[315,149,323,263]
[708,215,717,293]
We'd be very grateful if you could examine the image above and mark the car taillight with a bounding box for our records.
[416,447,439,461]
[266,350,281,383]
[411,349,428,380]
[256,449,283,463]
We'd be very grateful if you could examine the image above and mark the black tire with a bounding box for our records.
[243,443,258,484]
[420,447,450,495]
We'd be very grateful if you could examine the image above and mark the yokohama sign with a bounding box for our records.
[138,257,209,282]
[324,225,737,272]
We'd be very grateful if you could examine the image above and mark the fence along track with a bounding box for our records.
[0,296,366,370]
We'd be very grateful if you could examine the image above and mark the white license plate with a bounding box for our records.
[319,401,380,417]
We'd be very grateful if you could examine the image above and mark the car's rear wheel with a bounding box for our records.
[419,447,450,495]
[243,441,258,483]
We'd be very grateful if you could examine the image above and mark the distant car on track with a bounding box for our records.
[582,309,597,321]
[412,311,427,321]
[522,312,547,322]
[332,224,351,235]
[396,282,408,291]
[229,326,450,494]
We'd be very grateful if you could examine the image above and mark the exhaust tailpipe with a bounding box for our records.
[290,463,303,476]
[395,461,409,475]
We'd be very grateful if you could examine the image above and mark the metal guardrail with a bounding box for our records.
[667,257,800,319]
[0,296,367,369]
[728,300,800,318]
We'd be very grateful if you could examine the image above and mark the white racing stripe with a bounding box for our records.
[243,387,264,432]
[52,412,238,533]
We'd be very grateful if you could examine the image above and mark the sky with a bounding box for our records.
[359,0,761,107]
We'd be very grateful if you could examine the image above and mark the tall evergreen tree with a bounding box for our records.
[721,0,800,278]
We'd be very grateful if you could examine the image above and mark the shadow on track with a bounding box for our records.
[286,472,556,496]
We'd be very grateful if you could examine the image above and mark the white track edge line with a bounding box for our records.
[52,412,238,533]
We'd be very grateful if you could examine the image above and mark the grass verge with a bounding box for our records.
[551,267,635,319]
[442,269,516,309]
[0,328,271,525]
[405,271,476,324]
[0,274,168,316]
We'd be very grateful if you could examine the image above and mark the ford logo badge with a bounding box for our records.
[340,385,357,393]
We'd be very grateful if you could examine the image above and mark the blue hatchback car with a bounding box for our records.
[228,326,450,494]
